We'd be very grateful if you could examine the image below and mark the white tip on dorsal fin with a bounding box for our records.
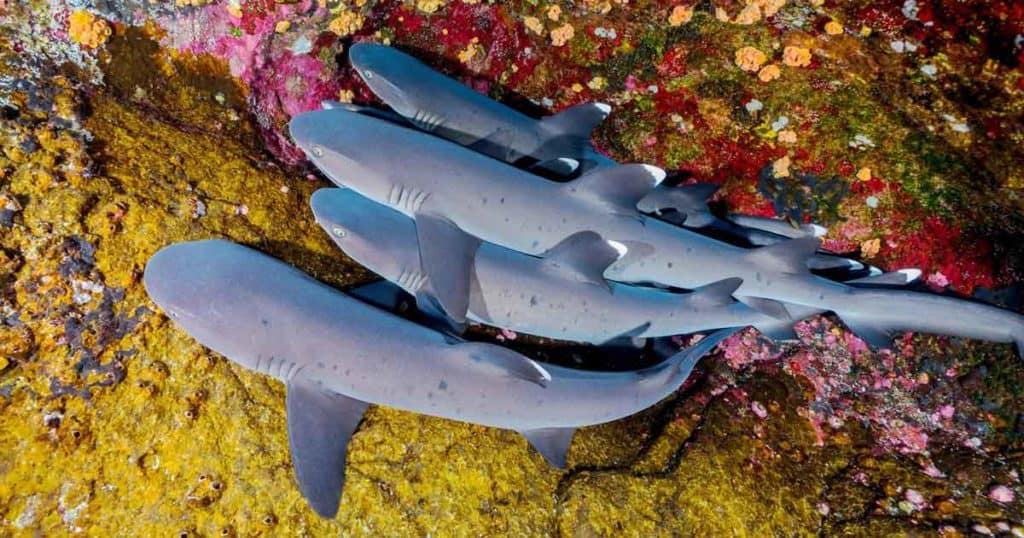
[746,236,821,274]
[846,268,922,287]
[803,223,829,237]
[540,102,612,138]
[563,164,666,212]
[540,231,620,291]
[686,277,742,308]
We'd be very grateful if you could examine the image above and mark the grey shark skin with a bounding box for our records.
[345,45,859,271]
[310,188,779,344]
[289,109,1024,355]
[349,43,610,168]
[144,239,739,517]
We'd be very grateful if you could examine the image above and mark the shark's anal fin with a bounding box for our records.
[540,231,624,291]
[413,212,481,324]
[562,164,666,212]
[746,236,821,274]
[737,296,792,320]
[539,102,611,138]
[453,342,551,387]
[286,377,369,519]
[518,427,577,468]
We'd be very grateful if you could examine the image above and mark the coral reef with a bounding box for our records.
[1,0,1022,535]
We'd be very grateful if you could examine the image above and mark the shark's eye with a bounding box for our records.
[312,146,324,158]
[363,70,373,80]
[332,226,347,239]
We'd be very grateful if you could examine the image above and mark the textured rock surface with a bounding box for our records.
[1,0,1023,536]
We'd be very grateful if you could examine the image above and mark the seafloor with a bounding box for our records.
[0,0,1022,536]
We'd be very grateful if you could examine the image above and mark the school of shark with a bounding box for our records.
[144,43,1024,519]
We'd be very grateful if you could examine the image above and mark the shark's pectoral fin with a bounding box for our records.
[846,269,922,288]
[346,280,412,313]
[540,102,611,139]
[540,231,624,291]
[637,183,720,228]
[413,212,481,324]
[529,157,580,177]
[841,317,893,349]
[518,427,576,468]
[686,277,743,308]
[562,164,666,212]
[452,342,551,387]
[286,377,369,519]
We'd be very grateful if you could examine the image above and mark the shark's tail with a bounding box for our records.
[665,327,744,386]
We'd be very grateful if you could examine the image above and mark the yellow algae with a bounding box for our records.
[772,155,792,178]
[68,10,112,50]
[861,238,881,257]
[857,167,873,181]
[735,46,768,72]
[416,0,446,14]
[825,20,843,35]
[733,3,761,25]
[777,129,797,144]
[524,15,544,35]
[668,4,694,26]
[328,9,364,37]
[783,45,813,67]
[550,23,575,47]
[587,76,608,91]
[758,64,781,82]
[546,4,561,21]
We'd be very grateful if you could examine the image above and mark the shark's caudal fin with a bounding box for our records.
[540,102,612,139]
[540,231,625,291]
[449,342,552,387]
[745,236,821,274]
[636,183,721,228]
[286,376,369,518]
[563,164,666,212]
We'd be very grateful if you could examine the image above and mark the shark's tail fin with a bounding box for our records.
[667,327,744,385]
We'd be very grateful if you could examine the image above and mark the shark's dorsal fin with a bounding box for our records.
[539,231,624,291]
[414,212,481,324]
[746,236,820,274]
[847,268,922,288]
[685,277,742,308]
[563,164,666,212]
[286,377,369,518]
[452,342,551,387]
[540,102,611,138]
[518,427,576,468]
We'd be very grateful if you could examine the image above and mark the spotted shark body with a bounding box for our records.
[290,108,1024,356]
[144,239,740,518]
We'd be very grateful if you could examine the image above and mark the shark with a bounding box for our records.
[144,239,741,518]
[289,108,1024,355]
[343,43,865,274]
[310,188,783,342]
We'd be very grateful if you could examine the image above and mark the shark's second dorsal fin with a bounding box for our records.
[540,231,625,291]
[452,342,552,387]
[846,268,922,288]
[562,164,666,212]
[637,183,720,216]
[518,427,577,468]
[540,102,611,138]
[746,236,820,274]
[685,277,742,309]
[286,377,369,518]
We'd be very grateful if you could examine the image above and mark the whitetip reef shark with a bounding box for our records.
[289,108,1024,355]
[143,239,741,518]
[342,43,867,274]
[311,187,783,342]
